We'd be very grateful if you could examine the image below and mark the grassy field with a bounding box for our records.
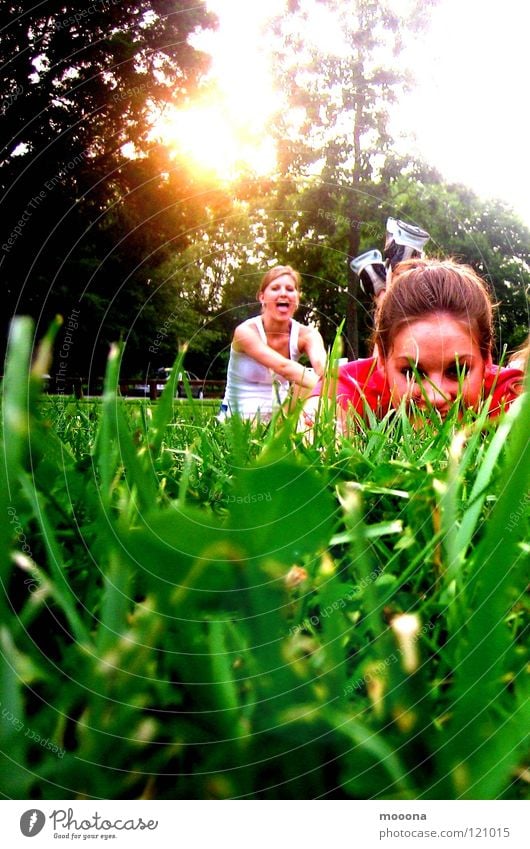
[1,318,529,800]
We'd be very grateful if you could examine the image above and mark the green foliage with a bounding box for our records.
[2,1,527,377]
[0,2,217,373]
[268,0,438,354]
[0,319,528,799]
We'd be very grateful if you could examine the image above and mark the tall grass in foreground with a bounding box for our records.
[0,317,528,799]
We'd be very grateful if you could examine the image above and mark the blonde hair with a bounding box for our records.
[256,265,301,299]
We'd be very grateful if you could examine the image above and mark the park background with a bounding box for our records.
[1,0,529,387]
[0,0,528,804]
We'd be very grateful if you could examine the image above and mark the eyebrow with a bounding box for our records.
[393,353,475,363]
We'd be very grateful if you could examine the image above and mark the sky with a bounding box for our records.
[398,0,530,225]
[157,0,530,227]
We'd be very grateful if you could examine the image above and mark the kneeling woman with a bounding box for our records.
[305,258,524,430]
[220,265,327,421]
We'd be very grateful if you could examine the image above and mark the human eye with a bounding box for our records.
[446,361,469,380]
[400,365,426,379]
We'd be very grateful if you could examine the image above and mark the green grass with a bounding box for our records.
[0,317,528,799]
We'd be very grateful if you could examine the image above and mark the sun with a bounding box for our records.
[153,101,278,182]
[148,0,287,181]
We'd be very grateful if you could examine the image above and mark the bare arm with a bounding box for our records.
[233,323,319,389]
[300,373,354,435]
[300,393,352,437]
[298,325,327,376]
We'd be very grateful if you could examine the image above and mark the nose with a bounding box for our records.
[413,379,450,411]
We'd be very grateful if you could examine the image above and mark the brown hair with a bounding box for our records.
[373,258,494,359]
[256,265,301,299]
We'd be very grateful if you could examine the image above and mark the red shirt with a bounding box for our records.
[311,357,523,419]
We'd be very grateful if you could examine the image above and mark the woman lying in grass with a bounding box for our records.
[304,258,525,432]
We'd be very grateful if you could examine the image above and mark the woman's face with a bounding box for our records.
[380,313,488,417]
[259,273,299,318]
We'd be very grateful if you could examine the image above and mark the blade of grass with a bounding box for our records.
[336,483,386,643]
[18,473,91,647]
[96,548,132,655]
[324,707,414,797]
[454,413,516,558]
[2,317,34,490]
[0,627,31,796]
[148,346,187,459]
[442,382,530,797]
[94,342,124,508]
[113,401,159,515]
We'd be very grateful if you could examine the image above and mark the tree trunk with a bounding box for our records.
[345,225,361,358]
[344,86,364,359]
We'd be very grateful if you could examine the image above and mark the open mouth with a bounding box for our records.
[276,300,291,312]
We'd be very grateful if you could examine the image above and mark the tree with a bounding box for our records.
[269,0,437,354]
[0,1,216,372]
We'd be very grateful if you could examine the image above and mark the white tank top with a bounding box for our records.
[221,316,302,418]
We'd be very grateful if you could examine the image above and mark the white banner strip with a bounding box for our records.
[1,799,527,849]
